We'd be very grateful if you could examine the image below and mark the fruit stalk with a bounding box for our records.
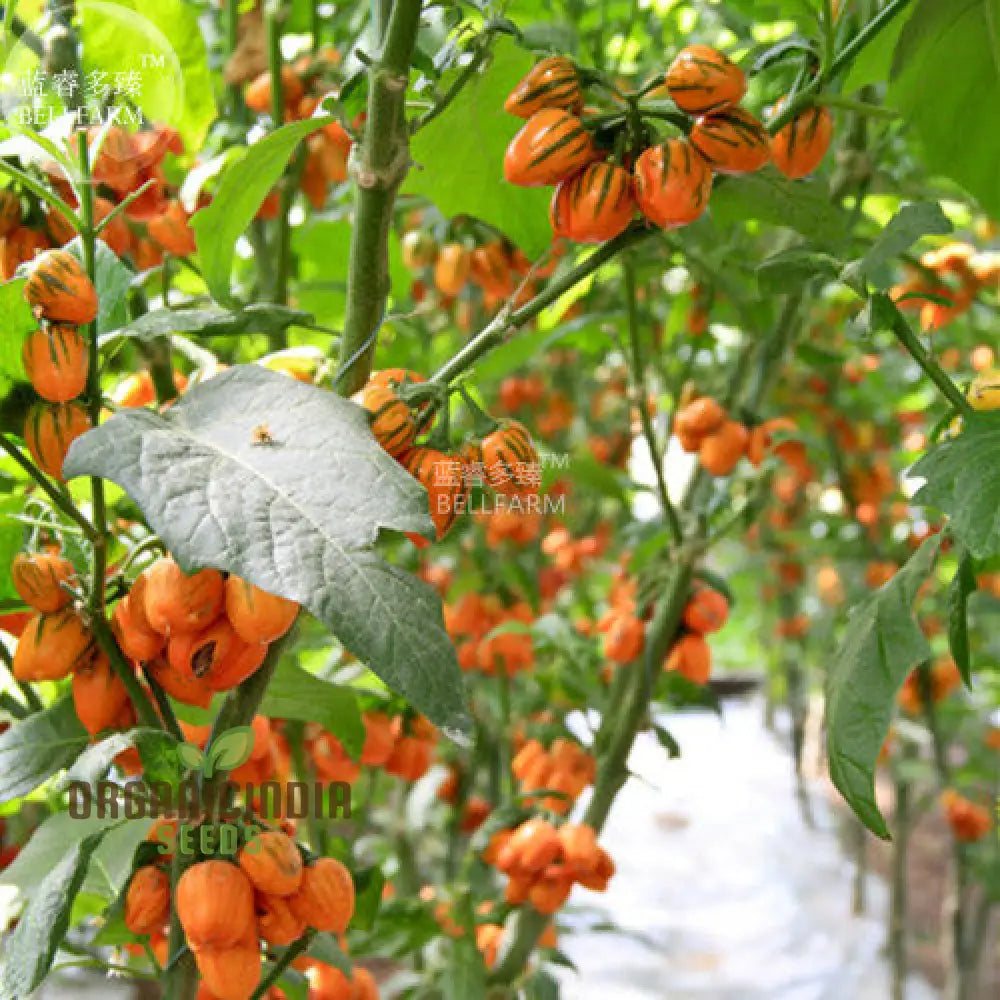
[337,0,423,395]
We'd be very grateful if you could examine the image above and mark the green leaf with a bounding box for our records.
[191,119,330,305]
[709,170,851,248]
[350,866,384,931]
[405,37,553,257]
[0,495,25,601]
[304,932,352,976]
[259,658,365,760]
[64,728,178,788]
[63,365,470,733]
[888,0,1000,219]
[67,237,134,334]
[0,697,88,803]
[206,726,256,776]
[0,279,35,395]
[911,412,1000,559]
[525,967,561,1000]
[859,201,953,289]
[652,723,682,759]
[78,0,216,153]
[756,248,840,294]
[175,742,204,771]
[443,936,487,1000]
[103,304,313,344]
[842,9,911,93]
[0,830,108,996]
[948,549,976,686]
[826,535,942,839]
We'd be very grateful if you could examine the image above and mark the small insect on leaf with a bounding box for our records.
[175,743,204,771]
[204,726,256,777]
[251,423,275,445]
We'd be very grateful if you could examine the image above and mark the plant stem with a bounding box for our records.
[336,0,424,396]
[142,666,184,741]
[225,0,243,117]
[250,931,315,1000]
[77,133,109,622]
[883,296,973,417]
[90,616,161,728]
[623,255,683,543]
[431,226,653,386]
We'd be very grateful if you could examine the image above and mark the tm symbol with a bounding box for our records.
[140,53,166,69]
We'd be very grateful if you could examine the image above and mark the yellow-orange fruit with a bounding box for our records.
[286,857,354,934]
[224,576,298,644]
[24,401,91,480]
[255,892,306,946]
[142,556,225,635]
[124,865,170,935]
[193,933,262,1000]
[238,831,303,897]
[12,609,96,682]
[21,324,89,402]
[176,861,255,948]
[11,551,74,612]
[72,652,129,736]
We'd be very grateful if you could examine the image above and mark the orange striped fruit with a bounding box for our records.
[690,108,771,175]
[351,382,416,458]
[504,57,582,118]
[504,110,599,187]
[21,324,89,402]
[400,446,467,541]
[665,45,746,114]
[771,103,833,179]
[634,139,713,229]
[481,419,540,495]
[24,249,98,324]
[24,401,91,479]
[11,551,74,613]
[550,162,636,243]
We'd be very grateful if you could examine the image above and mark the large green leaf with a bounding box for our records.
[859,201,952,289]
[0,697,88,803]
[826,535,942,839]
[260,658,365,759]
[78,0,216,153]
[404,37,553,257]
[888,0,1000,218]
[0,812,147,901]
[191,118,330,305]
[63,366,470,733]
[0,494,25,602]
[103,304,313,344]
[0,829,108,996]
[911,412,1000,559]
[709,170,851,248]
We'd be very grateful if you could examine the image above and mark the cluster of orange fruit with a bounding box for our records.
[0,124,195,282]
[124,831,370,1000]
[502,48,833,243]
[19,247,98,479]
[512,738,597,815]
[892,241,1000,332]
[307,711,439,785]
[400,221,561,318]
[243,49,356,211]
[445,592,536,676]
[484,819,614,916]
[352,368,542,544]
[9,549,297,740]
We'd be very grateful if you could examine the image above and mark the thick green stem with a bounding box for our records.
[883,297,972,417]
[336,0,423,396]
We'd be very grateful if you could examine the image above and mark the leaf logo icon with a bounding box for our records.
[202,727,256,778]
[175,743,204,772]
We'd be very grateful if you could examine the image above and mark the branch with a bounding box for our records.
[431,226,654,386]
[336,0,424,396]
